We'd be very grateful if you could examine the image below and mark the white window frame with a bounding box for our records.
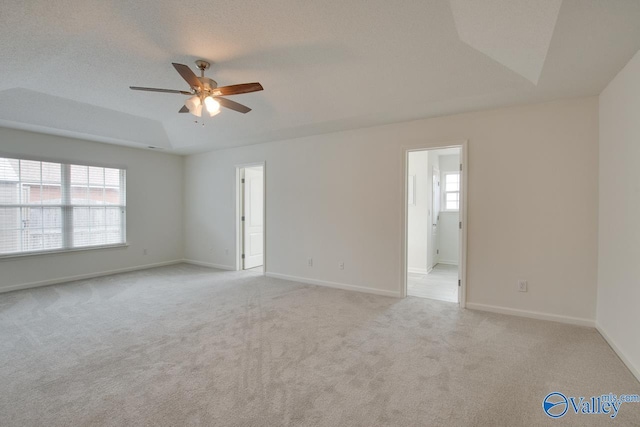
[442,171,460,212]
[0,155,127,259]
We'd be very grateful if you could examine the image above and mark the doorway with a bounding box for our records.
[236,164,265,272]
[405,147,464,303]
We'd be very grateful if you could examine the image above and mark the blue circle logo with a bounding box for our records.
[543,392,568,418]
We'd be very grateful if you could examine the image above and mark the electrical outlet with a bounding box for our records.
[339,261,344,270]
[225,248,229,255]
[308,257,313,267]
[518,280,528,292]
[143,248,148,255]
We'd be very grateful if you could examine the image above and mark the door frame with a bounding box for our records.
[235,162,266,274]
[401,141,468,307]
[430,164,441,270]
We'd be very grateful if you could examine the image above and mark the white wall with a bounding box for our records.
[597,49,640,380]
[437,153,460,265]
[184,97,599,322]
[407,151,429,273]
[0,128,184,292]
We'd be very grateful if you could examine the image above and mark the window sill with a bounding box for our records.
[441,209,460,213]
[0,243,129,261]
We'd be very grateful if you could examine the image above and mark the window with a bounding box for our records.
[0,157,126,257]
[443,171,460,211]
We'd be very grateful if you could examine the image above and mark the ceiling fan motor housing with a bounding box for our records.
[198,77,218,91]
[194,60,218,95]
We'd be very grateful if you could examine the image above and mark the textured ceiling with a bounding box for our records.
[1,0,639,154]
[450,0,563,84]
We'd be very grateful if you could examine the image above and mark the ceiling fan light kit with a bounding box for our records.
[185,95,221,118]
[185,95,202,117]
[130,60,263,118]
[203,96,220,116]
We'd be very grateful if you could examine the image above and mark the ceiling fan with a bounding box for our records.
[130,60,263,117]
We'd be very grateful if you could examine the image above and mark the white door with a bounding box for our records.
[243,167,264,269]
[431,166,440,268]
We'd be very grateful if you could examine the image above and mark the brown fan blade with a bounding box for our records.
[172,63,202,90]
[179,105,189,113]
[211,83,263,97]
[216,97,251,114]
[130,86,191,95]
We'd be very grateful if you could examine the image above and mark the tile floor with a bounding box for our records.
[408,263,458,302]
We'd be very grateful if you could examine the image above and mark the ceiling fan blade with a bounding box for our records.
[211,82,263,97]
[179,105,189,113]
[216,97,252,114]
[130,86,191,95]
[172,63,202,90]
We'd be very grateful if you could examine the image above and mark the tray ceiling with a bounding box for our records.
[1,0,639,154]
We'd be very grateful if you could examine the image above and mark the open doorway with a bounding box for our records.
[406,147,463,303]
[236,164,265,273]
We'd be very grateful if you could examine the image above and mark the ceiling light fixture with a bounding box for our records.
[204,96,220,117]
[185,95,203,117]
[185,95,220,118]
[130,60,263,118]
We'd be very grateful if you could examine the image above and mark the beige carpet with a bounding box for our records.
[0,264,638,426]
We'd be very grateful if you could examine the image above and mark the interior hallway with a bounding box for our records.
[408,263,458,302]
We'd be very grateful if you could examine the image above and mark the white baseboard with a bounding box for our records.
[266,272,401,298]
[408,267,429,274]
[596,323,640,383]
[466,302,595,327]
[0,259,184,294]
[436,260,458,266]
[182,259,236,271]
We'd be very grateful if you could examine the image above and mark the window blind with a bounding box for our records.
[0,157,126,256]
